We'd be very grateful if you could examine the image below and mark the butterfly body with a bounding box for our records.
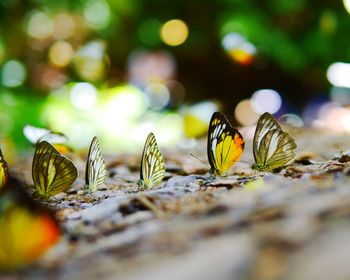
[0,177,60,271]
[207,112,245,177]
[32,141,77,199]
[253,112,297,172]
[138,133,165,190]
[85,137,106,192]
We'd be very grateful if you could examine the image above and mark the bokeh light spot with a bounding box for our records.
[84,0,111,30]
[167,80,186,107]
[102,85,146,121]
[128,49,176,87]
[234,99,259,126]
[160,19,189,46]
[27,11,53,39]
[49,41,74,68]
[279,114,304,127]
[52,13,75,40]
[251,89,282,114]
[182,101,219,138]
[145,82,170,109]
[74,41,106,82]
[70,83,97,110]
[343,0,350,15]
[1,60,26,87]
[222,32,256,65]
[327,62,350,88]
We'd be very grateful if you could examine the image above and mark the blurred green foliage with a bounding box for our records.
[0,0,349,150]
[0,0,348,73]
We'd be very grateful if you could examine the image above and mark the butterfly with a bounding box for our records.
[137,133,165,190]
[85,137,106,192]
[252,112,297,172]
[207,112,245,177]
[0,177,60,271]
[23,124,71,154]
[0,148,8,189]
[32,141,78,199]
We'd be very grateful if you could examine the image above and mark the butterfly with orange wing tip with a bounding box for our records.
[0,148,8,189]
[84,137,106,192]
[252,112,297,172]
[207,112,245,177]
[32,141,78,199]
[0,177,60,271]
[23,124,71,154]
[137,133,165,190]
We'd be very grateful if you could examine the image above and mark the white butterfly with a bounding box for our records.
[85,137,107,192]
[23,124,68,145]
[138,133,165,190]
[252,112,297,172]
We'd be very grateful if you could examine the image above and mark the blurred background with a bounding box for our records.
[1,0,350,155]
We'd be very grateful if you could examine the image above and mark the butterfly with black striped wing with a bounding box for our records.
[137,133,165,190]
[207,112,245,177]
[85,137,106,192]
[32,141,77,199]
[252,112,297,172]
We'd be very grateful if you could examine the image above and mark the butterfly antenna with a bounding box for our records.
[190,153,210,169]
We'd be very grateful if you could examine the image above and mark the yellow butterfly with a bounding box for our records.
[32,141,78,199]
[207,112,245,176]
[0,148,8,190]
[137,133,165,190]
[252,112,297,172]
[85,137,107,192]
[0,177,60,271]
[23,124,71,154]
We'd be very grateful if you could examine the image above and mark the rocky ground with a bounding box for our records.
[4,127,350,280]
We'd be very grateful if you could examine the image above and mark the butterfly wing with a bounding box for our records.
[23,125,68,145]
[24,125,70,154]
[253,112,282,164]
[207,112,245,176]
[32,141,77,198]
[85,137,106,192]
[258,129,297,171]
[0,148,8,189]
[32,141,58,194]
[253,113,297,171]
[139,133,165,189]
[0,178,60,271]
[23,125,52,144]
